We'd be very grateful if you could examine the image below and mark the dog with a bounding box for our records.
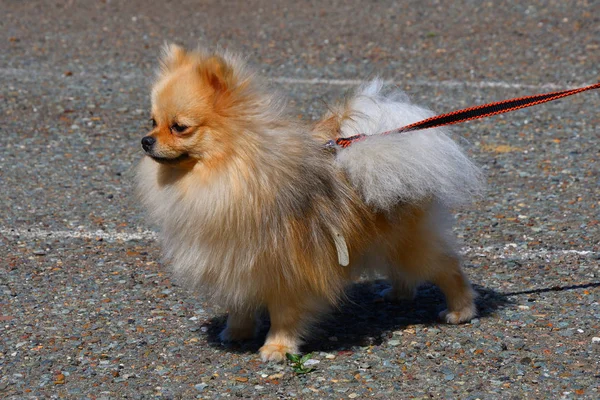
[136,44,484,362]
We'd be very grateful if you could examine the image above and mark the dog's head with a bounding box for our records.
[141,44,245,170]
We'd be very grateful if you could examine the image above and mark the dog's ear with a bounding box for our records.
[160,43,189,73]
[199,55,234,93]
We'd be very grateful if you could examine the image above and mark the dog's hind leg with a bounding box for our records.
[385,204,476,324]
[380,273,418,302]
[429,253,477,324]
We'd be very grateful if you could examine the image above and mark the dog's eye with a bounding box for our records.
[171,123,188,134]
[150,118,157,128]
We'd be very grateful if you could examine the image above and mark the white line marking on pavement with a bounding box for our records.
[0,228,157,242]
[462,245,597,260]
[270,77,570,91]
[1,228,598,260]
[0,67,581,91]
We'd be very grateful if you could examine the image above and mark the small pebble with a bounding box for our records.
[194,383,208,392]
[54,373,66,385]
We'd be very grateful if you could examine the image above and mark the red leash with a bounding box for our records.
[327,82,600,149]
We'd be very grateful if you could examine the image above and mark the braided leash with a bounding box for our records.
[325,82,600,150]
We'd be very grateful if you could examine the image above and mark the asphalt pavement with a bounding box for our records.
[1,1,599,399]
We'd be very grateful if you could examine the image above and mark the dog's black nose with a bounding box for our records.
[141,136,156,152]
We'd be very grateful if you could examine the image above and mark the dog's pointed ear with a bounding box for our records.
[160,43,188,73]
[199,55,234,93]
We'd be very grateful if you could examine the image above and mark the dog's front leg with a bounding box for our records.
[219,309,257,342]
[259,296,325,362]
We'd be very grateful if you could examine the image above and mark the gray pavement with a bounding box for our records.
[1,1,599,398]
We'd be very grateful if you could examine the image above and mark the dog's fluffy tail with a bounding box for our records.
[333,79,484,211]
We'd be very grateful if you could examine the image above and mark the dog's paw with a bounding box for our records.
[439,304,477,324]
[259,344,298,363]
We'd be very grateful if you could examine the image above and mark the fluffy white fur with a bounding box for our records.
[335,80,484,210]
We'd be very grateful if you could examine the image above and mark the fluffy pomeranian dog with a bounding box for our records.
[137,44,484,362]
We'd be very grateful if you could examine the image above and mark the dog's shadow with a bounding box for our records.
[203,280,511,353]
